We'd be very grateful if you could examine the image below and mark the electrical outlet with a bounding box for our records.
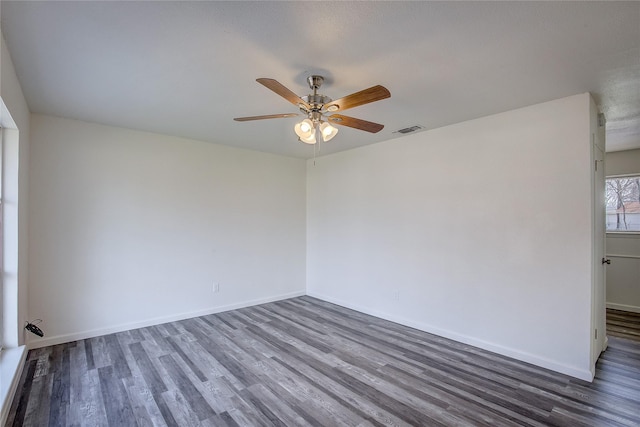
[213,282,220,293]
[394,291,400,301]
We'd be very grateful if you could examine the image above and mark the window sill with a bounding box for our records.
[0,346,27,425]
[606,231,640,237]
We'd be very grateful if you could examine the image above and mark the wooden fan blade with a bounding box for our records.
[234,113,299,121]
[327,114,384,133]
[256,78,310,110]
[326,85,390,112]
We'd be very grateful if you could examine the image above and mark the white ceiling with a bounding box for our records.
[2,1,639,158]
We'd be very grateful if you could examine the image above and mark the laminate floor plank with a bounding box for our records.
[196,377,237,415]
[158,354,216,421]
[395,361,553,427]
[90,336,113,370]
[7,300,640,426]
[127,328,146,343]
[69,340,89,408]
[607,310,640,343]
[160,388,201,427]
[73,368,109,426]
[48,344,72,426]
[121,380,159,427]
[165,336,209,383]
[24,375,54,427]
[270,356,404,427]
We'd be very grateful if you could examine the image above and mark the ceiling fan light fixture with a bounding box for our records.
[294,118,314,139]
[298,129,317,144]
[319,122,338,142]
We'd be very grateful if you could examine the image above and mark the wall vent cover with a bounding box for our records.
[394,125,425,134]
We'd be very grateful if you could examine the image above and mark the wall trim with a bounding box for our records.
[0,346,27,425]
[27,291,305,349]
[607,302,640,314]
[607,254,640,260]
[606,232,640,239]
[308,291,594,382]
[23,289,600,381]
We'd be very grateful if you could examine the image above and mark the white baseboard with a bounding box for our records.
[27,290,306,350]
[24,289,598,383]
[606,302,640,314]
[307,292,594,382]
[0,346,27,426]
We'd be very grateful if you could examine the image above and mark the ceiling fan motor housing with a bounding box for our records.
[301,94,332,111]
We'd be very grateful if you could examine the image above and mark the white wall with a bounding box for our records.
[606,148,640,176]
[28,114,306,347]
[0,34,31,425]
[605,148,640,313]
[307,93,595,380]
[1,37,30,349]
[606,234,640,312]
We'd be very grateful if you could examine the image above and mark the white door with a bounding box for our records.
[592,136,607,366]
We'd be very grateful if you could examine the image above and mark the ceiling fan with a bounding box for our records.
[234,75,391,144]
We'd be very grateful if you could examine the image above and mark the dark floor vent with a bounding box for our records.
[394,125,425,134]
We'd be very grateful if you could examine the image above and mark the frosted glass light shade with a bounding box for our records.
[319,122,338,142]
[295,118,318,144]
[299,130,316,144]
[294,119,314,139]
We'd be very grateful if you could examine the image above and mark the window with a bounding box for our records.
[0,128,2,350]
[606,175,640,232]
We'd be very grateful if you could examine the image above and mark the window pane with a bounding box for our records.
[606,176,640,231]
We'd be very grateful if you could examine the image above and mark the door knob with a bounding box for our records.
[602,258,611,265]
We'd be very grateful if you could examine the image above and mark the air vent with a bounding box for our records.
[393,125,425,134]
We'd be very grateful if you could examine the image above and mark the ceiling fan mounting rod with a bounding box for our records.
[307,75,324,93]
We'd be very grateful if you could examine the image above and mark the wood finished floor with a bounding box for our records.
[606,309,640,343]
[6,297,640,427]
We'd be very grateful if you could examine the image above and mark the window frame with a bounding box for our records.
[605,173,640,234]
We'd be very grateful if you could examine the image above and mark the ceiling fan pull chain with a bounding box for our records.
[313,140,317,166]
